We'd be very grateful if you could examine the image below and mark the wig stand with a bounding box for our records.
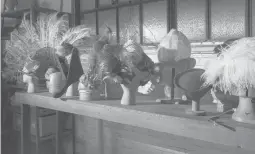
[232,96,255,124]
[186,100,206,116]
[120,68,149,106]
[120,84,138,105]
[158,68,188,105]
[157,58,196,105]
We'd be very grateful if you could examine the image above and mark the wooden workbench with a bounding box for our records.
[14,91,255,154]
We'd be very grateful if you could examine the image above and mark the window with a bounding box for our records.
[82,13,97,34]
[80,0,254,67]
[99,0,113,7]
[79,13,97,53]
[211,0,245,41]
[119,6,140,44]
[253,0,255,36]
[143,1,167,44]
[118,0,140,3]
[98,9,117,43]
[177,0,206,41]
[37,0,72,13]
[80,0,95,11]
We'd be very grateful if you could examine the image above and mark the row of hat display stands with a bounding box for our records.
[1,1,78,154]
[3,0,255,154]
[1,0,180,154]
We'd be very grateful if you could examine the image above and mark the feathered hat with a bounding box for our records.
[213,38,240,56]
[202,37,255,95]
[3,12,93,98]
[94,26,154,86]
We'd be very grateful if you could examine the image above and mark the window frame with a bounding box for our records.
[80,0,254,55]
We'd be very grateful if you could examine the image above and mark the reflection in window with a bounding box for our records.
[119,6,140,44]
[143,1,167,44]
[253,0,255,36]
[211,0,245,41]
[98,9,117,43]
[177,0,206,41]
[80,0,95,11]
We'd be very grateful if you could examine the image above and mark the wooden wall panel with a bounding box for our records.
[62,115,254,154]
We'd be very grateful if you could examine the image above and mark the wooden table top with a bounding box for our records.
[14,91,255,151]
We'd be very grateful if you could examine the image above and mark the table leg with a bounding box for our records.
[171,68,175,100]
[35,107,40,154]
[21,104,31,154]
[96,119,104,154]
[72,114,76,154]
[56,111,63,154]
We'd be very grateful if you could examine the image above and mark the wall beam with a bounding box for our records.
[71,0,81,26]
[245,0,253,37]
[205,0,211,40]
[139,0,144,44]
[116,0,120,43]
[82,0,164,14]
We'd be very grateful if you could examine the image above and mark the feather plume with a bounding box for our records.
[60,25,92,45]
[3,12,70,82]
[97,37,154,86]
[202,37,255,95]
[36,12,69,47]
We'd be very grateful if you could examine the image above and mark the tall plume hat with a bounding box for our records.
[202,37,255,95]
[3,12,93,98]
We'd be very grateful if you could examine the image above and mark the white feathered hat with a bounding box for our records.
[202,37,255,95]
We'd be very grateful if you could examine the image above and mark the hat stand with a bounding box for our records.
[53,48,84,98]
[156,58,196,104]
[231,88,255,124]
[174,68,212,116]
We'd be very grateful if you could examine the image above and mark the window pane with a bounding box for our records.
[253,0,255,36]
[37,0,71,13]
[177,0,206,41]
[79,13,96,53]
[81,13,96,34]
[18,0,32,10]
[98,9,117,43]
[119,6,140,44]
[118,0,140,3]
[143,1,167,44]
[99,0,113,7]
[81,0,95,11]
[211,0,245,41]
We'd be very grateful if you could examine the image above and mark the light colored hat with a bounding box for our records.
[157,29,191,63]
